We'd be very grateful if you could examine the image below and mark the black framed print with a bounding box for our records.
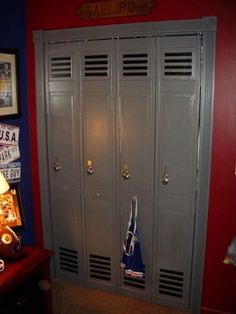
[0,49,20,118]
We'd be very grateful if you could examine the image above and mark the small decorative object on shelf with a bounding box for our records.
[0,259,4,272]
[223,236,236,267]
[0,224,21,259]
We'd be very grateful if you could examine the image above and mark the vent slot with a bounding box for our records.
[122,265,146,290]
[50,57,72,79]
[158,268,184,298]
[122,53,148,77]
[84,55,108,77]
[89,254,111,281]
[164,52,192,77]
[59,247,78,274]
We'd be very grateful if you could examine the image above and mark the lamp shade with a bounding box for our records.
[0,172,10,195]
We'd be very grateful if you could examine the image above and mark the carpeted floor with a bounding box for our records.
[51,279,188,314]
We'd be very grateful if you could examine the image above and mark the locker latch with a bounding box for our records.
[86,159,93,175]
[161,167,169,185]
[122,163,130,180]
[53,158,61,172]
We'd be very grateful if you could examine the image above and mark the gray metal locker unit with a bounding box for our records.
[117,37,155,300]
[45,42,84,283]
[34,18,216,313]
[81,39,117,291]
[81,37,155,298]
[153,35,201,309]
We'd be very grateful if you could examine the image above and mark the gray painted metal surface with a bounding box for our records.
[153,35,201,309]
[81,39,117,291]
[117,38,155,300]
[34,17,216,313]
[45,42,84,283]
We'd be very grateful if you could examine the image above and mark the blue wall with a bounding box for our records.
[0,0,35,244]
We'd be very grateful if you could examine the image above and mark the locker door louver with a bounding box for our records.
[59,247,79,274]
[84,55,108,77]
[158,269,184,298]
[164,52,193,78]
[89,254,111,281]
[122,265,146,290]
[50,57,72,79]
[122,53,148,77]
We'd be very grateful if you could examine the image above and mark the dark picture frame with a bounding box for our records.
[0,184,25,229]
[0,49,20,118]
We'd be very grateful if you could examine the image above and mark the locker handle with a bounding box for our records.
[86,159,93,175]
[122,163,130,180]
[53,159,61,172]
[161,167,169,185]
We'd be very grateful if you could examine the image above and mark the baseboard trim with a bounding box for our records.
[201,307,234,314]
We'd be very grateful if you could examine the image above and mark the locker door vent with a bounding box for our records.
[158,268,184,298]
[122,53,148,77]
[84,55,108,77]
[89,254,111,281]
[164,52,193,78]
[122,265,146,290]
[59,247,79,274]
[50,57,72,79]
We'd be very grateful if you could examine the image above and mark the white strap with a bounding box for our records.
[123,196,138,256]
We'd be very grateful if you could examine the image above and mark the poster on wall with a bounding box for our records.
[0,183,25,229]
[0,123,21,183]
[0,49,20,118]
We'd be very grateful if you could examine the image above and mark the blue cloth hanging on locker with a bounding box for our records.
[121,196,144,278]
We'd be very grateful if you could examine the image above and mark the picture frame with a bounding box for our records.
[0,184,25,229]
[0,49,20,118]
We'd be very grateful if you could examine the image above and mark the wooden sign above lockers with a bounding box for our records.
[78,0,156,20]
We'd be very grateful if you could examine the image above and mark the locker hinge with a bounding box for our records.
[200,33,204,67]
[194,169,199,214]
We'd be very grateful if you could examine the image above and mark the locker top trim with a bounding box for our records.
[33,17,217,45]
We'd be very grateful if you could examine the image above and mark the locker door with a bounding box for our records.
[45,42,84,282]
[153,35,201,310]
[117,38,155,300]
[81,40,117,291]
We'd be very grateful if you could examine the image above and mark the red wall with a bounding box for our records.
[26,1,236,313]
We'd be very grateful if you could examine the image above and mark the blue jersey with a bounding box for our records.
[121,196,144,278]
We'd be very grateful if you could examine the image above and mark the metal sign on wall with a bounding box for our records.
[78,0,155,20]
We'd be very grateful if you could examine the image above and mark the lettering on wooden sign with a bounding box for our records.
[78,0,155,20]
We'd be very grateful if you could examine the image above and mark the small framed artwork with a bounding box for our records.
[0,49,20,118]
[0,184,25,229]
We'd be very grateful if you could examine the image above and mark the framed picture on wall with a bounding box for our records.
[0,184,25,229]
[0,49,20,118]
